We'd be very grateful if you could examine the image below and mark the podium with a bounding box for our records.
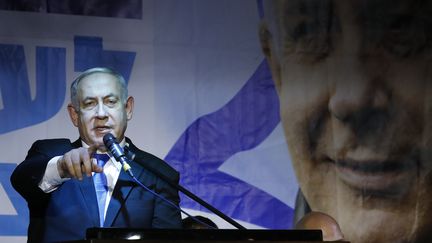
[64,228,344,243]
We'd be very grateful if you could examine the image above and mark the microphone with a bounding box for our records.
[103,133,134,177]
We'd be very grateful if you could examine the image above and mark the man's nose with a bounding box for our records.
[95,103,108,118]
[328,72,390,130]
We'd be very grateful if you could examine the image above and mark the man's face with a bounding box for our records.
[262,0,432,242]
[68,72,133,150]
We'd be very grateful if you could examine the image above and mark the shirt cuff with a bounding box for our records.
[38,156,70,193]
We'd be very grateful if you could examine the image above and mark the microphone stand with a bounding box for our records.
[129,155,246,230]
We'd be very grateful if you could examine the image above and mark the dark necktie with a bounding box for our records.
[93,153,110,227]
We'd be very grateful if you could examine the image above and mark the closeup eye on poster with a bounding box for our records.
[0,0,431,243]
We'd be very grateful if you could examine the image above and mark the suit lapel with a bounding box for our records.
[71,138,82,149]
[79,172,100,227]
[104,159,144,227]
[74,138,100,226]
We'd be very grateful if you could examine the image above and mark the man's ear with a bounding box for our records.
[67,104,79,127]
[259,21,282,93]
[125,96,134,121]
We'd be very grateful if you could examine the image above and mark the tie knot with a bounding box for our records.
[94,154,110,167]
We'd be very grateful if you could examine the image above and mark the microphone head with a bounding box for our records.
[103,133,125,162]
[103,133,117,148]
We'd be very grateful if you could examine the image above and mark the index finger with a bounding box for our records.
[80,145,98,177]
[87,145,104,173]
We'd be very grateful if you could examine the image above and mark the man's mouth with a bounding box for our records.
[333,156,417,197]
[93,126,112,134]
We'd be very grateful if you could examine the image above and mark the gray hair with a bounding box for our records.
[70,67,128,109]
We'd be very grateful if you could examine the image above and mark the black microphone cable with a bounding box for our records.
[129,171,217,229]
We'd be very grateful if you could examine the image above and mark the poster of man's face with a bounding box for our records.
[260,0,432,242]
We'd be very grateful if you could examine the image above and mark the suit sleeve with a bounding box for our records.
[151,168,182,228]
[10,139,72,204]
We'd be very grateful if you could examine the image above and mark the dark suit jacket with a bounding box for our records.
[10,137,182,243]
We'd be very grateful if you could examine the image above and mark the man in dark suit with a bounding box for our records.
[10,67,182,243]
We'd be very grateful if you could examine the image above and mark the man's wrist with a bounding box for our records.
[57,156,65,178]
[39,156,70,193]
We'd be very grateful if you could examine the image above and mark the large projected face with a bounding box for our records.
[260,1,432,242]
